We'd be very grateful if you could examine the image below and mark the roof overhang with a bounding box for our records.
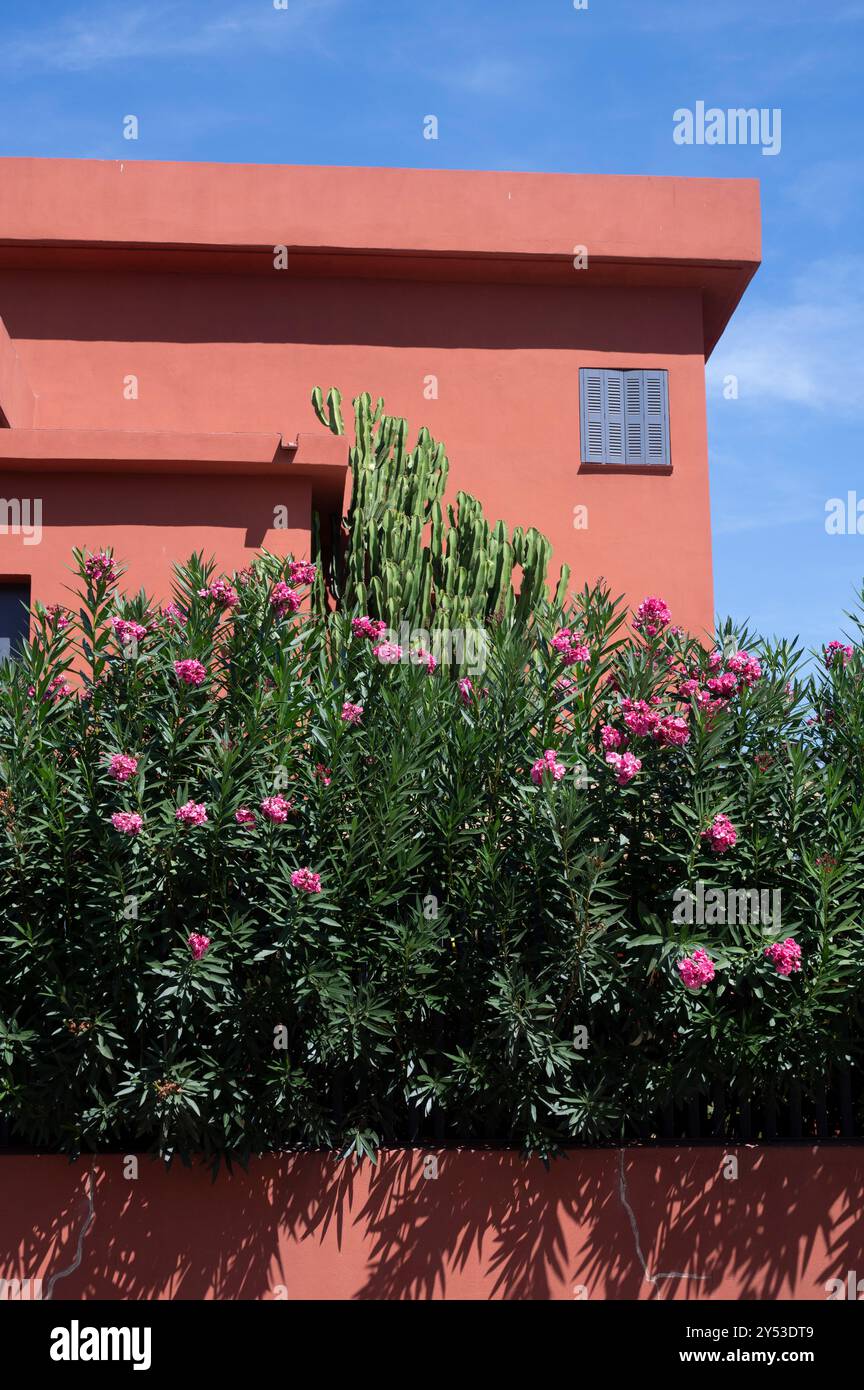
[0,428,348,515]
[0,157,761,359]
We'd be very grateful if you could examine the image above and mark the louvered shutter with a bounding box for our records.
[624,371,646,464]
[579,368,606,463]
[604,370,626,463]
[642,370,670,465]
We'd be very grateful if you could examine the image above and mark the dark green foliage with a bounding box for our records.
[1,538,862,1161]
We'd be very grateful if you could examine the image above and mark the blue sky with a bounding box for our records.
[1,0,862,654]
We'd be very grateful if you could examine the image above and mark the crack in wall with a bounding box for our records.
[44,1163,96,1300]
[618,1149,709,1290]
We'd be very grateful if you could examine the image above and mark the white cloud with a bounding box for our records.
[708,257,864,417]
[2,0,342,73]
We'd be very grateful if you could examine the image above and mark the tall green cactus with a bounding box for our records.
[310,387,569,630]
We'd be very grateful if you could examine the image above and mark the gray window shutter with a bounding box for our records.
[604,370,625,463]
[581,367,669,465]
[580,368,606,463]
[643,370,670,465]
[624,371,646,464]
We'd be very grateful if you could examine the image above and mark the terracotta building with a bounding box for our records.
[0,157,760,652]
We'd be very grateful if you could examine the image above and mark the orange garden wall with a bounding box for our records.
[1,1147,861,1301]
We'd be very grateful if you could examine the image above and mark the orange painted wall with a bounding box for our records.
[0,268,713,633]
[1,1147,861,1301]
[0,470,311,609]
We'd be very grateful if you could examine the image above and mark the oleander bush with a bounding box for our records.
[1,541,864,1161]
[1,390,864,1161]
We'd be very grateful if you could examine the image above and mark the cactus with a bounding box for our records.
[310,387,569,636]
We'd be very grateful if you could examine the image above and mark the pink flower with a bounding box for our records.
[764,938,802,977]
[726,650,762,687]
[621,698,660,738]
[701,813,738,854]
[188,932,211,960]
[458,677,474,705]
[42,674,73,703]
[111,617,147,647]
[341,700,364,725]
[174,658,207,686]
[679,677,701,700]
[234,807,257,827]
[352,616,387,641]
[162,602,187,629]
[551,627,591,666]
[85,552,116,584]
[288,560,316,586]
[260,794,293,823]
[678,948,715,992]
[605,751,642,786]
[372,642,403,664]
[45,603,71,631]
[314,763,332,787]
[825,641,853,669]
[706,671,738,698]
[111,811,143,836]
[415,647,437,673]
[633,596,671,637]
[199,578,239,609]
[270,581,302,619]
[531,749,566,785]
[176,799,208,827]
[655,714,690,747]
[108,753,138,782]
[600,724,625,750]
[291,867,322,893]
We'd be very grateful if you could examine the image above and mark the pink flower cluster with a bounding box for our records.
[621,697,661,737]
[415,647,437,673]
[199,578,239,609]
[174,658,207,686]
[111,617,147,647]
[188,932,211,960]
[176,800,208,827]
[288,561,316,586]
[352,616,388,641]
[601,724,625,750]
[162,603,187,629]
[550,627,591,667]
[291,867,322,893]
[261,794,293,823]
[111,811,143,836]
[315,763,332,786]
[270,581,301,619]
[85,553,116,584]
[701,813,738,855]
[605,750,642,785]
[341,700,364,724]
[632,595,671,637]
[824,641,853,669]
[531,749,566,785]
[764,938,802,977]
[235,807,257,827]
[678,948,715,992]
[108,753,138,782]
[45,604,71,631]
[373,642,403,664]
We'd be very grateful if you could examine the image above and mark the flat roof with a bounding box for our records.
[0,157,760,357]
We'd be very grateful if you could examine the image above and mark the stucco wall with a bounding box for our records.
[0,269,713,634]
[1,1146,860,1301]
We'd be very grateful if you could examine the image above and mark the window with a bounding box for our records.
[0,580,31,663]
[579,368,670,466]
